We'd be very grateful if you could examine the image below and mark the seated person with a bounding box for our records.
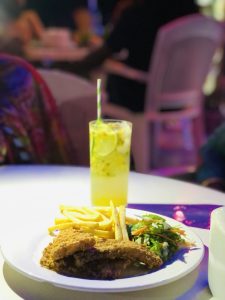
[54,0,199,112]
[0,0,44,55]
[73,7,102,47]
[23,0,102,47]
[12,10,44,43]
[25,0,88,30]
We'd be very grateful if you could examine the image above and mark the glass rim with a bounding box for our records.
[89,119,132,126]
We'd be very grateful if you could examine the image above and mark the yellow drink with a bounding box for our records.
[89,120,132,206]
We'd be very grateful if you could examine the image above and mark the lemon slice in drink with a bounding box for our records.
[117,123,131,154]
[117,138,130,154]
[93,130,117,156]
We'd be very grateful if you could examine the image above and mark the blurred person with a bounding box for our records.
[0,0,44,55]
[73,7,102,47]
[25,0,102,46]
[0,0,101,54]
[25,0,88,30]
[54,0,199,112]
[13,10,44,43]
[0,0,44,41]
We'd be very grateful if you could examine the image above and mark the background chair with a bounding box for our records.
[38,69,100,165]
[0,54,73,164]
[103,14,223,173]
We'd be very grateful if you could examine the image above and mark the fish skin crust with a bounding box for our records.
[40,228,163,279]
[41,228,95,262]
[74,238,163,269]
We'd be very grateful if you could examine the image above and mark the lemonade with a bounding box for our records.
[89,120,132,206]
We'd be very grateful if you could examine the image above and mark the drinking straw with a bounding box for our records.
[97,78,102,121]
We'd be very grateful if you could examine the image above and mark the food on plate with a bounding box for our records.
[40,228,162,279]
[43,230,96,261]
[48,202,138,239]
[128,214,191,261]
[40,203,192,279]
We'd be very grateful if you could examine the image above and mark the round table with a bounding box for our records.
[0,166,224,300]
[24,45,89,62]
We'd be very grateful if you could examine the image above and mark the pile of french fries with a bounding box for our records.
[48,201,138,240]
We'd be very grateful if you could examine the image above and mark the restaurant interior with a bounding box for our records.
[1,1,225,299]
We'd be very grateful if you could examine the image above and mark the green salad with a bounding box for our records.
[127,214,190,261]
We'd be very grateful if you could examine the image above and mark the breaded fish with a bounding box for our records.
[54,257,131,279]
[73,238,162,269]
[40,228,162,279]
[40,228,95,263]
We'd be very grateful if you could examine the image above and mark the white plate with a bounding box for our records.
[0,208,204,293]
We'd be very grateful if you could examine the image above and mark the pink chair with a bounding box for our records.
[103,14,223,173]
[38,70,103,165]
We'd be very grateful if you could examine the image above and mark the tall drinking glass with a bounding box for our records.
[89,119,132,206]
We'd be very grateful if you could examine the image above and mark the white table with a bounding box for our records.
[24,45,89,62]
[0,166,224,300]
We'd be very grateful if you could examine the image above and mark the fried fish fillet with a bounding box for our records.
[40,228,163,279]
[40,228,95,268]
[54,256,131,279]
[73,239,162,269]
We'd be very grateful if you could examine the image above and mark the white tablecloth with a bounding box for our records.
[25,45,89,62]
[0,166,224,300]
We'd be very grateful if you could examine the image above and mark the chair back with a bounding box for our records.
[0,54,73,164]
[38,69,97,104]
[38,69,99,166]
[145,14,223,112]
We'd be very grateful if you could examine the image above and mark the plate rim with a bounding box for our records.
[0,208,205,293]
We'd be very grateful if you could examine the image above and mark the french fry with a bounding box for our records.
[118,206,129,240]
[60,205,101,221]
[62,210,99,229]
[82,207,101,219]
[66,211,100,221]
[59,205,85,213]
[54,218,72,224]
[110,201,122,240]
[93,207,111,212]
[126,216,139,225]
[94,207,111,217]
[49,204,132,241]
[48,222,79,235]
[93,229,114,239]
[97,211,112,230]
